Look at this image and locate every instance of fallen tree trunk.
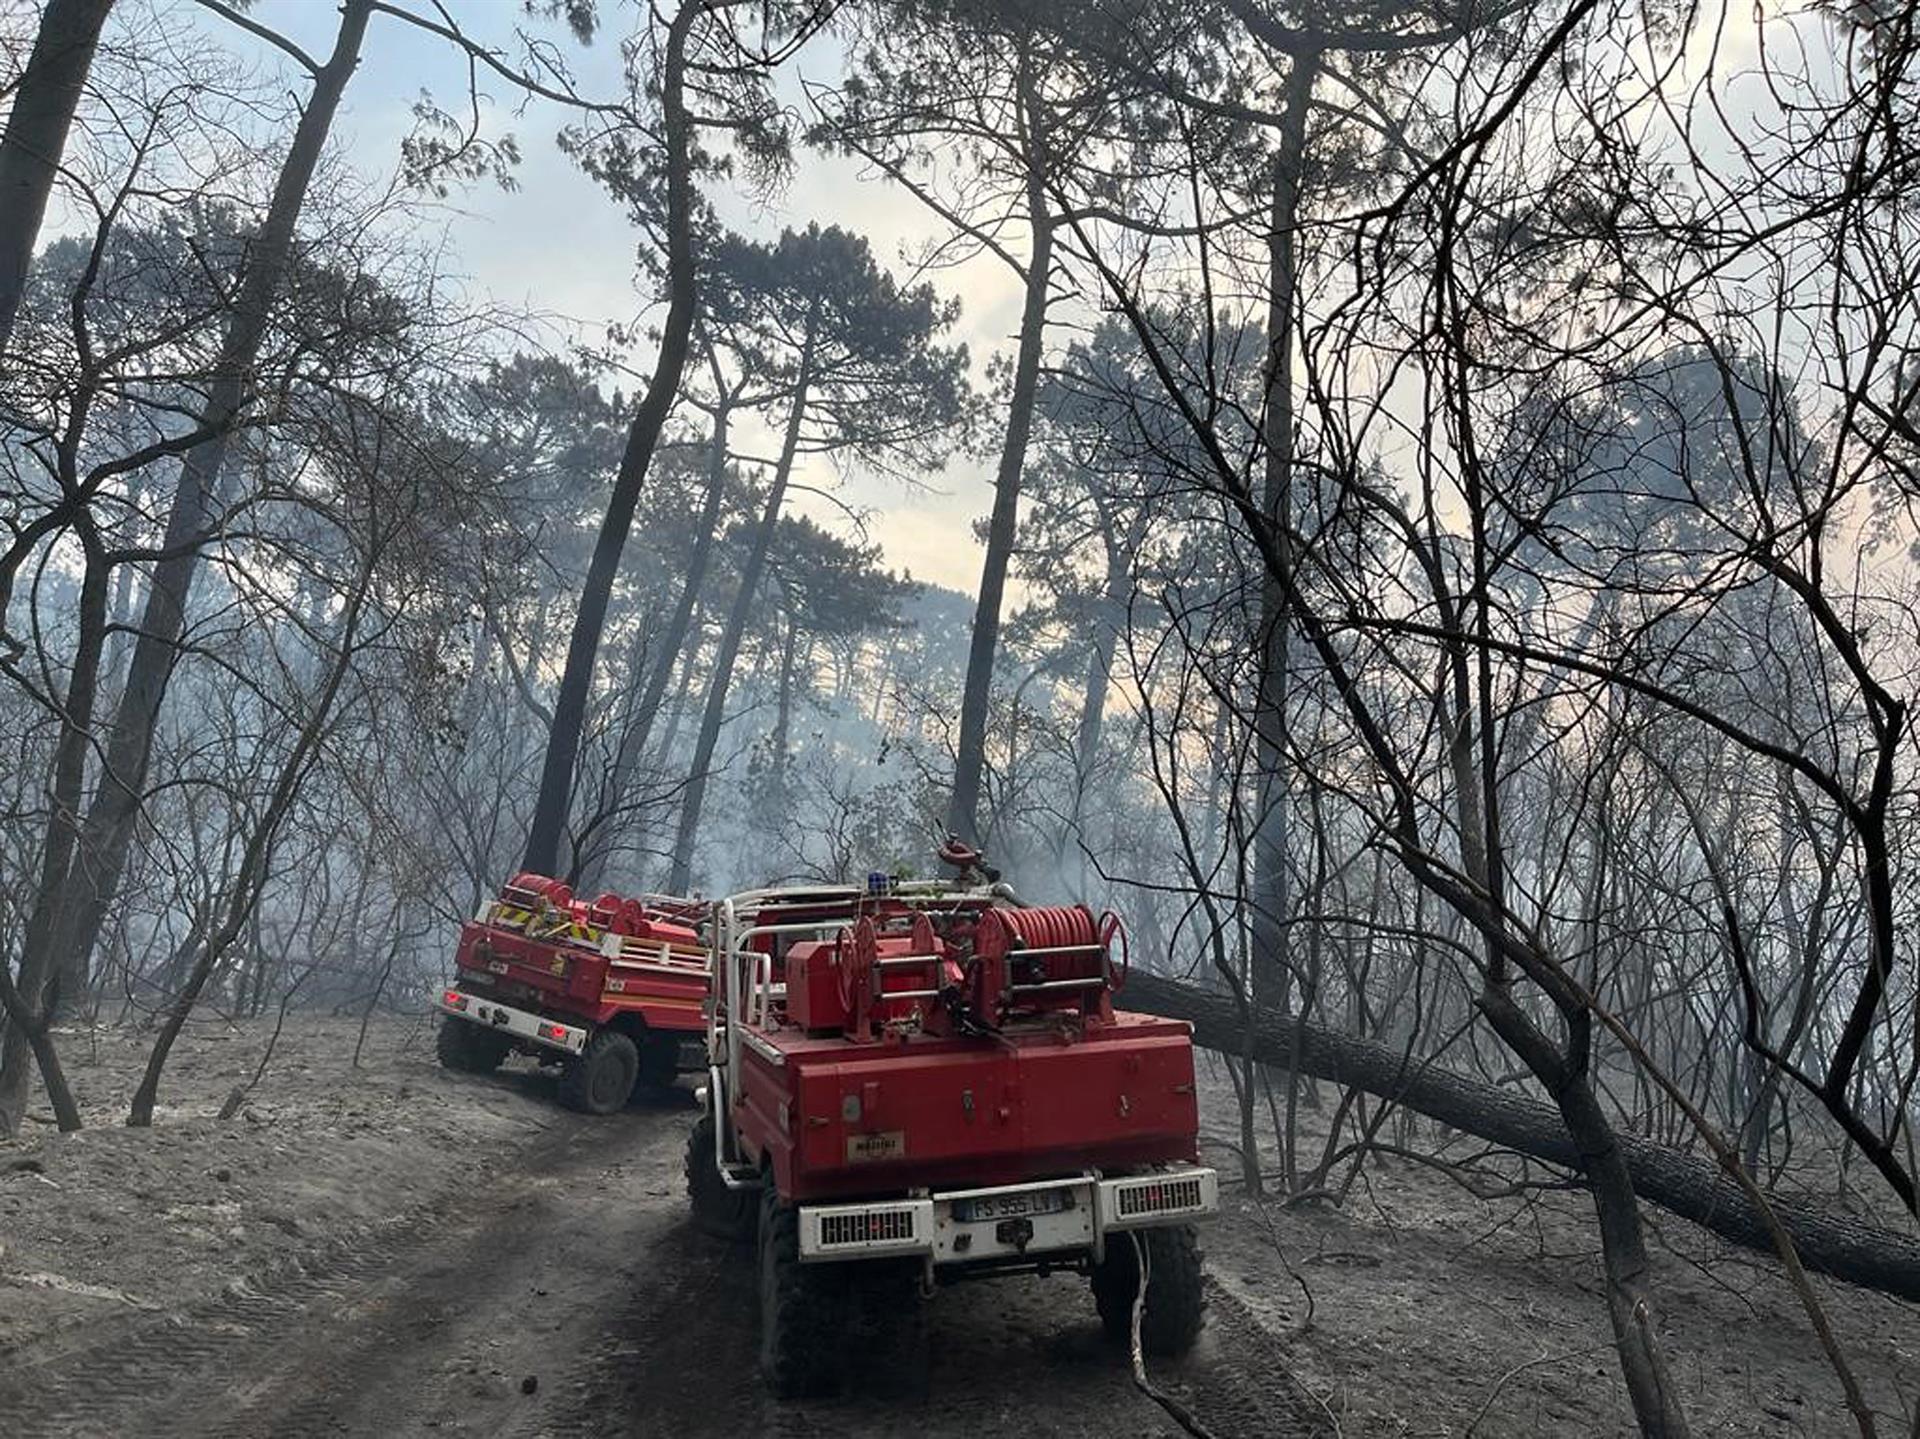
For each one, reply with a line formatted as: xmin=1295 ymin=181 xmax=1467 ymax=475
xmin=1124 ymin=972 xmax=1920 ymax=1304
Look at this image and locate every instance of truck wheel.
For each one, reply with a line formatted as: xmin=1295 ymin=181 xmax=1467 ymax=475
xmin=758 ymin=1184 xmax=845 ymax=1398
xmin=637 ymin=1030 xmax=679 ymax=1092
xmin=557 ymin=1029 xmax=638 ymax=1115
xmin=685 ymin=1111 xmax=757 ymax=1243
xmin=1091 ymin=1224 xmax=1205 ymax=1357
xmin=436 ymin=1016 xmax=512 ymax=1074
xmin=849 ymin=1259 xmax=928 ymax=1400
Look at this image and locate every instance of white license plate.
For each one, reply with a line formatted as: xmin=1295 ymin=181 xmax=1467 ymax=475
xmin=486 ymin=959 xmax=509 ymax=974
xmin=952 ymin=1189 xmax=1067 ymax=1223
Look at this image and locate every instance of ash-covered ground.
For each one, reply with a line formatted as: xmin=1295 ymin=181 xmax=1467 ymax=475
xmin=0 ymin=1015 xmax=1911 ymax=1437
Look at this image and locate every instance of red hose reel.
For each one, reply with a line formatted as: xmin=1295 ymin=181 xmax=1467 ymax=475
xmin=827 ymin=903 xmax=1130 ymax=1038
xmin=836 ymin=913 xmax=944 ymax=1038
xmin=976 ymin=904 xmax=1096 ymax=957
xmin=969 ymin=904 xmax=1128 ymax=1024
xmin=975 ymin=906 xmax=1127 ymax=987
xmin=500 ymin=873 xmax=694 ymax=945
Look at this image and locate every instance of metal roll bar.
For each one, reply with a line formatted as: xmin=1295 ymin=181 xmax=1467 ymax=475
xmin=706 ymin=881 xmax=1001 ymax=1185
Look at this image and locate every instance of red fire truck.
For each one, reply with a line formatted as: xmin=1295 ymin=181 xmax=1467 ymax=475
xmin=436 ymin=873 xmax=710 ymax=1113
xmin=685 ymin=844 xmax=1218 ymax=1396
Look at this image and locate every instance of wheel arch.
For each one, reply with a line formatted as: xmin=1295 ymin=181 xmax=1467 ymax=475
xmin=602 ymin=1010 xmax=652 ymax=1041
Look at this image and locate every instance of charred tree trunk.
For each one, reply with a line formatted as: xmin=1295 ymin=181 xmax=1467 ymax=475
xmin=28 ymin=0 xmax=374 ymax=1035
xmin=1123 ymin=972 xmax=1920 ymax=1303
xmin=1072 ymin=634 xmax=1111 ymax=789
xmin=1251 ymin=53 xmax=1314 ymax=1011
xmin=666 ymin=322 xmax=816 ymax=892
xmin=127 ymin=541 xmax=374 ymax=1128
xmin=946 ymin=55 xmax=1051 ymax=848
xmin=1476 ymin=983 xmax=1690 ymax=1436
xmin=651 ymin=615 xmax=703 ymax=766
xmin=578 ymin=387 xmax=734 ymax=891
xmin=521 ymin=0 xmax=702 ymax=877
xmin=0 ymin=961 xmax=81 ymax=1132
xmin=0 ymin=0 xmax=114 ymax=351
xmin=0 ymin=527 xmax=107 ymax=1134
xmin=770 ymin=610 xmax=798 ymax=769
xmin=1068 ymin=528 xmax=1130 ymax=848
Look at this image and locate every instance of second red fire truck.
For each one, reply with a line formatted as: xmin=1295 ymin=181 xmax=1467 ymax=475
xmin=435 ymin=873 xmax=710 ymax=1113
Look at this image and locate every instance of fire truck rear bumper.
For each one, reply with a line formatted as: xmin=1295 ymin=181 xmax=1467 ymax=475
xmin=438 ymin=989 xmax=588 ymax=1056
xmin=795 ymin=1165 xmax=1218 ymax=1265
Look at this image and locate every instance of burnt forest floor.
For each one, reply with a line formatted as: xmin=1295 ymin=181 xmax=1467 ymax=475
xmin=0 ymin=1013 xmax=1911 ymax=1438
xmin=1189 ymin=1052 xmax=1917 ymax=1437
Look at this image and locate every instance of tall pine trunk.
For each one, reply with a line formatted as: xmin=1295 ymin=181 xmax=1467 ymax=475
xmin=521 ymin=0 xmax=702 ymax=876
xmin=1065 ymin=528 xmax=1132 ymax=871
xmin=578 ymin=390 xmax=733 ymax=890
xmin=1251 ymin=53 xmax=1314 ymax=1013
xmin=946 ymin=65 xmax=1051 ymax=847
xmin=770 ymin=612 xmax=798 ymax=768
xmin=127 ymin=553 xmax=374 ymax=1128
xmin=648 ymin=631 xmax=702 ymax=787
xmin=666 ymin=321 xmax=817 ymax=891
xmin=0 ymin=0 xmax=114 ymax=350
xmin=0 ymin=0 xmax=372 ymax=1130
xmin=0 ymin=527 xmax=106 ymax=1134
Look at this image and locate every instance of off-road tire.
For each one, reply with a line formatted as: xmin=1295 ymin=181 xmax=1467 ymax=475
xmin=685 ymin=1111 xmax=758 ymax=1243
xmin=847 ymin=1258 xmax=928 ymax=1400
xmin=557 ymin=1029 xmax=639 ymax=1115
xmin=636 ymin=1029 xmax=680 ymax=1092
xmin=757 ymin=1183 xmax=845 ymax=1398
xmin=1091 ymin=1223 xmax=1205 ymax=1357
xmin=435 ymin=1016 xmax=512 ymax=1074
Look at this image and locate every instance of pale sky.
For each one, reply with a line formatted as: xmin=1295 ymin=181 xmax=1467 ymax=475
xmin=87 ymin=0 xmax=1819 ymax=606
xmin=146 ymin=0 xmax=1030 ymax=596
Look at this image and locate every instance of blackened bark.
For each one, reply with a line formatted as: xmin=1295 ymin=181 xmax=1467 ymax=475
xmin=0 ymin=965 xmax=81 ymax=1132
xmin=577 ymin=390 xmax=734 ymax=891
xmin=946 ymin=58 xmax=1052 ymax=847
xmin=1475 ymin=984 xmax=1690 ymax=1437
xmin=127 ymin=563 xmax=372 ymax=1128
xmin=521 ymin=0 xmax=703 ymax=876
xmin=770 ymin=611 xmax=797 ymax=767
xmin=32 ymin=0 xmax=374 ymax=1027
xmin=0 ymin=530 xmax=108 ymax=1133
xmin=1251 ymin=52 xmax=1315 ymax=1009
xmin=0 ymin=0 xmax=114 ymax=351
xmin=666 ymin=323 xmax=816 ymax=891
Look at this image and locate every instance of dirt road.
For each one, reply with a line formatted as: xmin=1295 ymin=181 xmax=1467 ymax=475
xmin=0 ymin=1078 xmax=1319 ymax=1439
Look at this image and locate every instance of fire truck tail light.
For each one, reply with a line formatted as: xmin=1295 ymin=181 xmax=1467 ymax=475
xmin=801 ymin=1199 xmax=933 ymax=1259
xmin=1116 ymin=1177 xmax=1202 ymax=1218
xmin=1099 ymin=1168 xmax=1218 ymax=1228
xmin=445 ymin=991 xmax=469 ymax=1011
xmin=806 ymin=1198 xmax=925 ymax=1260
xmin=820 ymin=1207 xmax=918 ymax=1247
